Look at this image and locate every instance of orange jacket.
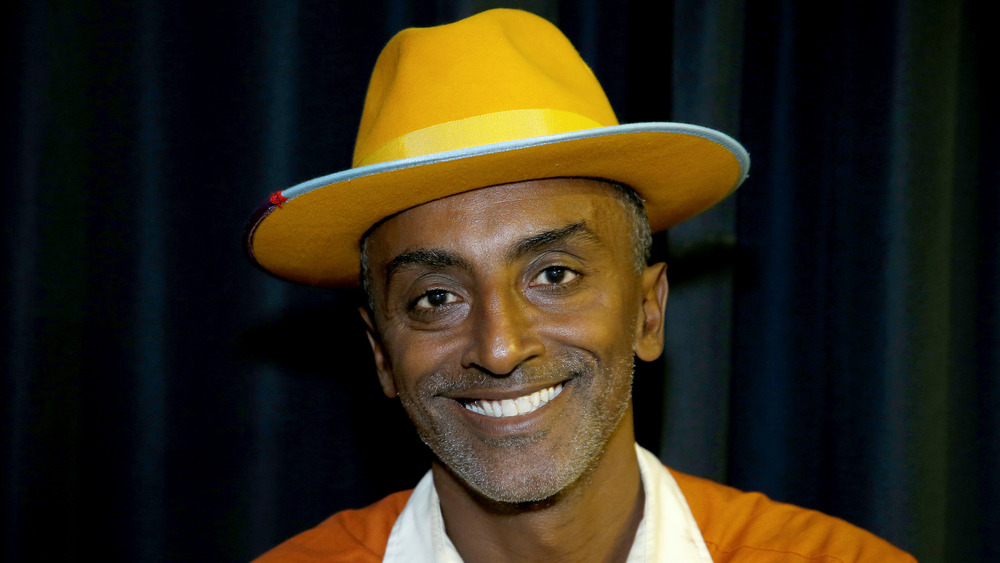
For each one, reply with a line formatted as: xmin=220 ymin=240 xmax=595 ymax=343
xmin=255 ymin=469 xmax=915 ymax=562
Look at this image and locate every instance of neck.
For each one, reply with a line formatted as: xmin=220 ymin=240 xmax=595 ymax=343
xmin=433 ymin=410 xmax=643 ymax=563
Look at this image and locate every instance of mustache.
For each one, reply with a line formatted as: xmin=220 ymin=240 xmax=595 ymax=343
xmin=422 ymin=354 xmax=590 ymax=396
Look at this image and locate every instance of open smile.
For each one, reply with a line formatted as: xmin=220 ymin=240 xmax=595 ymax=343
xmin=459 ymin=383 xmax=565 ymax=418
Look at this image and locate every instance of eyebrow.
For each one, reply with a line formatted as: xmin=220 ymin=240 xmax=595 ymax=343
xmin=507 ymin=221 xmax=601 ymax=262
xmin=382 ymin=221 xmax=601 ymax=281
xmin=384 ymin=249 xmax=472 ymax=281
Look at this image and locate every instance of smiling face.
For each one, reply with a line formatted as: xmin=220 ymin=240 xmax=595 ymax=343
xmin=361 ymin=178 xmax=668 ymax=504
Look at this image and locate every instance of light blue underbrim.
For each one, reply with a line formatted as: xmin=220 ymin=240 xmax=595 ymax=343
xmin=279 ymin=122 xmax=750 ymax=201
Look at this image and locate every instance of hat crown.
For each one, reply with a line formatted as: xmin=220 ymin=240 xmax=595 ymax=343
xmin=353 ymin=9 xmax=619 ymax=167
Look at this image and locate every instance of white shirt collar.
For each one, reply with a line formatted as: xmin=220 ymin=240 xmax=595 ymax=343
xmin=383 ymin=444 xmax=713 ymax=562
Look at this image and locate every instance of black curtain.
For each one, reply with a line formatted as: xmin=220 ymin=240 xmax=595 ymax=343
xmin=3 ymin=1 xmax=995 ymax=561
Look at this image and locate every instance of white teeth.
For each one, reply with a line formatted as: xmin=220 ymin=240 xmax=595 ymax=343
xmin=501 ymin=399 xmax=517 ymax=416
xmin=515 ymin=396 xmax=531 ymax=412
xmin=462 ymin=383 xmax=564 ymax=418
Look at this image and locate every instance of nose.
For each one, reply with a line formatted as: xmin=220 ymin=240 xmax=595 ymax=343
xmin=461 ymin=285 xmax=545 ymax=376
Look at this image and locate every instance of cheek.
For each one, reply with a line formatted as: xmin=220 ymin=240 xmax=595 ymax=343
xmin=540 ymin=286 xmax=639 ymax=352
xmin=386 ymin=328 xmax=468 ymax=393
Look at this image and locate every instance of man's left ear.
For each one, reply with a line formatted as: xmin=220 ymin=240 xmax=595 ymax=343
xmin=633 ymin=262 xmax=669 ymax=362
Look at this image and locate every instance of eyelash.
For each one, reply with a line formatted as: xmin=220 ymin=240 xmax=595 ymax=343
xmin=531 ymin=266 xmax=580 ymax=286
xmin=410 ymin=289 xmax=459 ymax=311
xmin=407 ymin=265 xmax=581 ymax=313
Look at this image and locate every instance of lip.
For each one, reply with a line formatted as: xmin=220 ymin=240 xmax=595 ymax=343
xmin=448 ymin=379 xmax=571 ymax=436
xmin=445 ymin=380 xmax=568 ymax=403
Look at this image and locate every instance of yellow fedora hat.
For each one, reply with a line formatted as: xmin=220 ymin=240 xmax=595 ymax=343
xmin=244 ymin=8 xmax=749 ymax=287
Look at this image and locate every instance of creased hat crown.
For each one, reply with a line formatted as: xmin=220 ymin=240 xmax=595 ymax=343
xmin=353 ymin=9 xmax=619 ymax=167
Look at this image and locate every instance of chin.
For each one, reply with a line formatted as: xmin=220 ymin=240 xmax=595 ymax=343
xmin=424 ymin=420 xmax=614 ymax=506
xmin=439 ymin=447 xmax=584 ymax=505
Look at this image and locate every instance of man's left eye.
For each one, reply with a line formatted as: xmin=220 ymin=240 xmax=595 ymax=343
xmin=532 ymin=266 xmax=578 ymax=286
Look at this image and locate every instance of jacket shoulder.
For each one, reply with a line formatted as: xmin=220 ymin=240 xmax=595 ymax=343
xmin=253 ymin=489 xmax=413 ymax=563
xmin=669 ymin=469 xmax=916 ymax=563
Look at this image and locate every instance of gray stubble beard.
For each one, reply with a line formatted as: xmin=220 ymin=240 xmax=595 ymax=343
xmin=403 ymin=353 xmax=635 ymax=505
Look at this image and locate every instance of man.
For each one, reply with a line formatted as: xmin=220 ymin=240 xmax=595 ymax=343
xmin=245 ymin=9 xmax=914 ymax=562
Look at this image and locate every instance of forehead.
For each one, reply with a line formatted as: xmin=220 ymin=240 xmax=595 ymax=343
xmin=365 ymin=178 xmax=632 ymax=262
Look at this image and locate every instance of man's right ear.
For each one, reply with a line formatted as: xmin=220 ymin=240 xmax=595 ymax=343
xmin=359 ymin=307 xmax=398 ymax=398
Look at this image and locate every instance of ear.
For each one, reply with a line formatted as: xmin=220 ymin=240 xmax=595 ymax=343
xmin=359 ymin=307 xmax=397 ymax=398
xmin=633 ymin=262 xmax=669 ymax=362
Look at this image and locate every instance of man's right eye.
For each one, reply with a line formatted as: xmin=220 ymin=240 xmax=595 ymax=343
xmin=411 ymin=289 xmax=458 ymax=310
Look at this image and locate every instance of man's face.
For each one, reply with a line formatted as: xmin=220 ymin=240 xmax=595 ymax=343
xmin=361 ymin=178 xmax=666 ymax=504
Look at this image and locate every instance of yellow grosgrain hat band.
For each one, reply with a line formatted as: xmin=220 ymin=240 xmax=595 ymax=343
xmin=355 ymin=109 xmax=605 ymax=167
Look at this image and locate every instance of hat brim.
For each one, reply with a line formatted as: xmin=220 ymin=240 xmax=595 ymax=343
xmin=245 ymin=122 xmax=749 ymax=288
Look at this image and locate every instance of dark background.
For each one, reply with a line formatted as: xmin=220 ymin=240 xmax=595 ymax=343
xmin=3 ymin=0 xmax=996 ymax=561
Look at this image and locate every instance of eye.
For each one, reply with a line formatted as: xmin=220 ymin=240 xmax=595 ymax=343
xmin=532 ymin=266 xmax=579 ymax=286
xmin=411 ymin=289 xmax=459 ymax=310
